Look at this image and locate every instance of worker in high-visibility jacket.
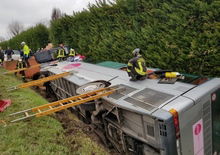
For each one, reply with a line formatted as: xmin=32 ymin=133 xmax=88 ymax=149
xmin=0 ymin=47 xmax=4 ymax=65
xmin=21 ymin=42 xmax=30 ymax=67
xmin=57 ymin=43 xmax=66 ymax=61
xmin=69 ymin=48 xmax=76 ymax=57
xmin=16 ymin=58 xmax=26 ymax=69
xmin=15 ymin=58 xmax=27 ymax=80
xmin=127 ymin=48 xmax=147 ymax=81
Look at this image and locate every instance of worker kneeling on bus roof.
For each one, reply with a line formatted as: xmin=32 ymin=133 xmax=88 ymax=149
xmin=127 ymin=48 xmax=147 ymax=81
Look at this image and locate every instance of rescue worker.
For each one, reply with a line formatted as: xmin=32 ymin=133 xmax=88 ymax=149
xmin=69 ymin=48 xmax=76 ymax=57
xmin=5 ymin=47 xmax=14 ymax=61
xmin=0 ymin=47 xmax=4 ymax=65
xmin=21 ymin=42 xmax=30 ymax=67
xmin=57 ymin=43 xmax=66 ymax=61
xmin=15 ymin=58 xmax=27 ymax=81
xmin=127 ymin=48 xmax=147 ymax=81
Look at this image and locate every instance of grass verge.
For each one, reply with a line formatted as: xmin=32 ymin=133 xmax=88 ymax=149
xmin=0 ymin=67 xmax=108 ymax=155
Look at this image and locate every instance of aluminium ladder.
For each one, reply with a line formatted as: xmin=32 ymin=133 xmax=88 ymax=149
xmin=3 ymin=64 xmax=41 ymax=74
xmin=7 ymin=72 xmax=71 ymax=91
xmin=9 ymin=86 xmax=122 ymax=123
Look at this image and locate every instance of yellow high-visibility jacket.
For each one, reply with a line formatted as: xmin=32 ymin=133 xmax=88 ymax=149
xmin=57 ymin=48 xmax=65 ymax=58
xmin=69 ymin=49 xmax=76 ymax=56
xmin=23 ymin=45 xmax=30 ymax=56
xmin=127 ymin=55 xmax=146 ymax=76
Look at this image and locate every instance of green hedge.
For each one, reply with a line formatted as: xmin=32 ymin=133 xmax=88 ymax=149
xmin=49 ymin=0 xmax=220 ymax=77
xmin=0 ymin=24 xmax=49 ymax=51
xmin=1 ymin=0 xmax=220 ymax=77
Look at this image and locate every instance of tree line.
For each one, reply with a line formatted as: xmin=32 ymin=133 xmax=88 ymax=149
xmin=0 ymin=0 xmax=219 ymax=77
xmin=0 ymin=24 xmax=49 ymax=51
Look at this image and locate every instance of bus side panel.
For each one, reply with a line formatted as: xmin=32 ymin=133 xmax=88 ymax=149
xmin=179 ymin=97 xmax=211 ymax=155
xmin=182 ymin=78 xmax=220 ymax=155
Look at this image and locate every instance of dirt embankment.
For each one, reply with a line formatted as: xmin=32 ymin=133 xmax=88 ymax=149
xmin=55 ymin=111 xmax=105 ymax=152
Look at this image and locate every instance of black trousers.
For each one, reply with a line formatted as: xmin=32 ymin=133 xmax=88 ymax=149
xmin=58 ymin=57 xmax=66 ymax=61
xmin=23 ymin=55 xmax=30 ymax=67
xmin=0 ymin=57 xmax=3 ymax=63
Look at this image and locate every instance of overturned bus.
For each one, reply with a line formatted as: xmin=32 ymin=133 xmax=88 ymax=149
xmin=39 ymin=61 xmax=220 ymax=155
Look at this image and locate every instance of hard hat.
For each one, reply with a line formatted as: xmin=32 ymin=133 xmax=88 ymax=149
xmin=19 ymin=58 xmax=22 ymax=62
xmin=21 ymin=42 xmax=25 ymax=45
xmin=132 ymin=48 xmax=140 ymax=56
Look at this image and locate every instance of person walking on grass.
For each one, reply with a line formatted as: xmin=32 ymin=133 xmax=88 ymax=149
xmin=21 ymin=42 xmax=30 ymax=67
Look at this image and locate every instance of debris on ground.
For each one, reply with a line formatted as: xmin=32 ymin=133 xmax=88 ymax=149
xmin=0 ymin=99 xmax=11 ymax=112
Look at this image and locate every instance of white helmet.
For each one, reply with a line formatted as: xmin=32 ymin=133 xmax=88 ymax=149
xmin=21 ymin=42 xmax=25 ymax=45
xmin=132 ymin=48 xmax=140 ymax=56
xmin=19 ymin=58 xmax=22 ymax=62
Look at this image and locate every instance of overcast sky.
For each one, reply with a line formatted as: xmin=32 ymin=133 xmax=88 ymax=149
xmin=0 ymin=0 xmax=102 ymax=40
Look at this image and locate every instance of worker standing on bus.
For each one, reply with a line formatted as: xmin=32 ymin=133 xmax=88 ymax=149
xmin=21 ymin=42 xmax=30 ymax=67
xmin=127 ymin=48 xmax=147 ymax=81
xmin=57 ymin=43 xmax=66 ymax=61
xmin=69 ymin=48 xmax=76 ymax=57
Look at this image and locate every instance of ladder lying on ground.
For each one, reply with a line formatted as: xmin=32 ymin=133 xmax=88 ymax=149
xmin=7 ymin=72 xmax=71 ymax=91
xmin=3 ymin=64 xmax=41 ymax=74
xmin=9 ymin=86 xmax=122 ymax=122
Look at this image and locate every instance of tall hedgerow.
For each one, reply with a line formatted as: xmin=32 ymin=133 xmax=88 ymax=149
xmin=1 ymin=0 xmax=219 ymax=77
xmin=50 ymin=0 xmax=220 ymax=77
xmin=0 ymin=24 xmax=49 ymax=51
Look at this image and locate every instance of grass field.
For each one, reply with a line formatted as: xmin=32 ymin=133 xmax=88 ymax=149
xmin=0 ymin=67 xmax=108 ymax=155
